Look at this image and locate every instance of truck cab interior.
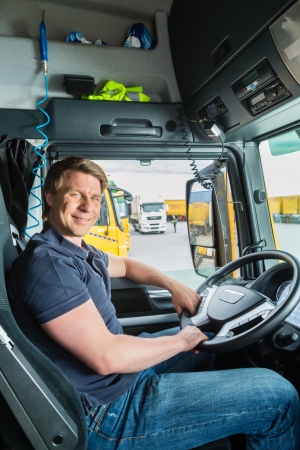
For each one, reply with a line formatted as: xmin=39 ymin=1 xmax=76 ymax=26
xmin=1 ymin=0 xmax=300 ymax=449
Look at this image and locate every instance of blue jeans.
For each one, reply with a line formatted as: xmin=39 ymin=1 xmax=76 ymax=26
xmin=86 ymin=327 xmax=300 ymax=449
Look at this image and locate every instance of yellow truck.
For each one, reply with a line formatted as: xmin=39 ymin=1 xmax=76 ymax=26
xmin=164 ymin=199 xmax=186 ymax=219
xmin=83 ymin=184 xmax=132 ymax=256
xmin=114 ymin=191 xmax=132 ymax=251
xmin=269 ymin=195 xmax=300 ymax=223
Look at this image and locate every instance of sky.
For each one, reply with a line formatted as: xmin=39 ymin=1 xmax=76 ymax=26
xmin=95 ymin=159 xmax=212 ymax=199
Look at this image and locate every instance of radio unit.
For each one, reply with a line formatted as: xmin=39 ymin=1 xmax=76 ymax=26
xmin=248 ymin=80 xmax=291 ymax=116
xmin=232 ymin=59 xmax=292 ymax=116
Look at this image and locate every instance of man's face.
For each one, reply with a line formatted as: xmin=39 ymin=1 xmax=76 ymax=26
xmin=45 ymin=170 xmax=102 ymax=246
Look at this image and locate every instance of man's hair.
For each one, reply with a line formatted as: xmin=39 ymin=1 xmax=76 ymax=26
xmin=42 ymin=156 xmax=108 ymax=220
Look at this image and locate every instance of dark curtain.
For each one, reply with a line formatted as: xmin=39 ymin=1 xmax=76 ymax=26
xmin=0 ymin=135 xmax=42 ymax=234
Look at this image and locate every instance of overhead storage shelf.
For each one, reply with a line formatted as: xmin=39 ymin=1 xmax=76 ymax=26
xmin=0 ymin=10 xmax=181 ymax=110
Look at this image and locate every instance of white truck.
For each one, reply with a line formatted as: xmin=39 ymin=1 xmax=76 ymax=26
xmin=130 ymin=195 xmax=167 ymax=233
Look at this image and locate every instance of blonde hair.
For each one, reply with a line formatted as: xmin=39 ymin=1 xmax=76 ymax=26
xmin=42 ymin=156 xmax=108 ymax=220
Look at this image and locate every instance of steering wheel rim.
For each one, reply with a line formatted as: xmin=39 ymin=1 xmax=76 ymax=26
xmin=180 ymin=250 xmax=300 ymax=353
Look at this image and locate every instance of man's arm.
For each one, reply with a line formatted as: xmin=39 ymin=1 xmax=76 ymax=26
xmin=107 ymin=254 xmax=200 ymax=317
xmin=41 ymin=299 xmax=207 ymax=375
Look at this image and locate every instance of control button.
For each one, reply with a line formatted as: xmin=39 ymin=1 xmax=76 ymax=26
xmin=290 ymin=333 xmax=299 ymax=342
xmin=275 ymin=332 xmax=299 ymax=347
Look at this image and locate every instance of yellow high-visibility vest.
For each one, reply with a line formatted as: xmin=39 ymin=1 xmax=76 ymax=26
xmin=82 ymin=80 xmax=150 ymax=102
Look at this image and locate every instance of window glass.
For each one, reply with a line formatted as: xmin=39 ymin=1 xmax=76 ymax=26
xmin=259 ymin=137 xmax=300 ymax=261
xmin=95 ymin=194 xmax=109 ymax=226
xmin=93 ymin=159 xmax=238 ymax=289
xmin=112 ymin=195 xmax=125 ymax=229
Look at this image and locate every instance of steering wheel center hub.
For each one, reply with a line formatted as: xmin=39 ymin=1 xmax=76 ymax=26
xmin=208 ymin=284 xmax=269 ymax=326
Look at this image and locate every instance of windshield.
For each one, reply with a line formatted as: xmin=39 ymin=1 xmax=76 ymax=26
xmin=117 ymin=200 xmax=128 ymax=218
xmin=259 ymin=136 xmax=300 ymax=261
xmin=91 ymin=159 xmax=221 ymax=289
xmin=111 ymin=194 xmax=124 ymax=230
xmin=142 ymin=203 xmax=164 ymax=213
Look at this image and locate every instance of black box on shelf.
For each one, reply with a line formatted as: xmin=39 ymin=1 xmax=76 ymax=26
xmin=64 ymin=75 xmax=95 ymax=95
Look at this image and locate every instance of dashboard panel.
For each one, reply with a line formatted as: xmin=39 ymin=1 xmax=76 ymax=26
xmin=249 ymin=262 xmax=300 ymax=329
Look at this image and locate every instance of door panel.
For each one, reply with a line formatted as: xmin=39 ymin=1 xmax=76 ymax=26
xmin=110 ymin=278 xmax=179 ymax=335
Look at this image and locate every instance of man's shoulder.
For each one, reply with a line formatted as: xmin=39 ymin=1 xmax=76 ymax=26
xmin=15 ymin=232 xmax=73 ymax=269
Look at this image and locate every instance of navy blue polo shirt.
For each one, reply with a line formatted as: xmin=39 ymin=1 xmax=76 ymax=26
xmin=8 ymin=222 xmax=137 ymax=413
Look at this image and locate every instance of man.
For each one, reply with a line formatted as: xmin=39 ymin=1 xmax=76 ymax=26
xmin=172 ymin=215 xmax=178 ymax=232
xmin=8 ymin=157 xmax=300 ymax=449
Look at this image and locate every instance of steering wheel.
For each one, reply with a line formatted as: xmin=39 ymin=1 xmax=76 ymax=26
xmin=180 ymin=250 xmax=300 ymax=353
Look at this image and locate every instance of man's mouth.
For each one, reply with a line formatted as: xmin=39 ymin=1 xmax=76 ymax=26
xmin=72 ymin=216 xmax=92 ymax=223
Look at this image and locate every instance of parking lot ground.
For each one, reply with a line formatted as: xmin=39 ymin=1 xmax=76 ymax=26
xmin=128 ymin=221 xmax=206 ymax=289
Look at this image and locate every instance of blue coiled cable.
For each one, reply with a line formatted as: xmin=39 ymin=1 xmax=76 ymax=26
xmin=24 ymin=13 xmax=50 ymax=238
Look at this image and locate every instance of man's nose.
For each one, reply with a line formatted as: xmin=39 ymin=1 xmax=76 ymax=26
xmin=80 ymin=197 xmax=93 ymax=211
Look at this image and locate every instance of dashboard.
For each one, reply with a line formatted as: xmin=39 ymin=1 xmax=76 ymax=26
xmin=275 ymin=280 xmax=300 ymax=329
xmin=249 ymin=262 xmax=300 ymax=330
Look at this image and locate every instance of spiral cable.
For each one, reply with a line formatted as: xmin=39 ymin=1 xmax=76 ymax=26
xmin=24 ymin=76 xmax=50 ymax=238
xmin=179 ymin=105 xmax=214 ymax=189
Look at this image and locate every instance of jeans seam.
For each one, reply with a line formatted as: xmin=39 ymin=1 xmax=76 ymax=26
xmin=90 ymin=406 xmax=291 ymax=444
xmin=90 ymin=404 xmax=110 ymax=434
xmin=167 ymin=353 xmax=197 ymax=373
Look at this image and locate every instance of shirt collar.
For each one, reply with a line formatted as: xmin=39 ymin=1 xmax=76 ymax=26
xmin=41 ymin=221 xmax=90 ymax=260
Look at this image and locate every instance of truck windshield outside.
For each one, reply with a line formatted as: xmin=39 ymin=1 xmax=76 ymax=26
xmin=142 ymin=203 xmax=164 ymax=212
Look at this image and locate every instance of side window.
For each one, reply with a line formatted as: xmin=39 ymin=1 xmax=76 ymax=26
xmin=259 ymin=134 xmax=300 ymax=261
xmin=95 ymin=194 xmax=109 ymax=226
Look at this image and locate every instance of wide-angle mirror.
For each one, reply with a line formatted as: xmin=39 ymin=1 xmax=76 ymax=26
xmin=188 ymin=183 xmax=214 ymax=248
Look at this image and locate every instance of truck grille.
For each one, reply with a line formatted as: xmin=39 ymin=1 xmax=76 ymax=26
xmin=148 ymin=216 xmax=162 ymax=220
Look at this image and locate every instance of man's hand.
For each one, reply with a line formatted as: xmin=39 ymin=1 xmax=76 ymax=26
xmin=177 ymin=325 xmax=208 ymax=353
xmin=169 ymin=281 xmax=201 ymax=317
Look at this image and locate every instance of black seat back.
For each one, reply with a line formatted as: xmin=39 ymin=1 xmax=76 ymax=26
xmin=0 ymin=185 xmax=87 ymax=450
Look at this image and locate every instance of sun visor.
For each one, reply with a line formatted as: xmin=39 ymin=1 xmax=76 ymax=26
xmin=270 ymin=1 xmax=300 ymax=85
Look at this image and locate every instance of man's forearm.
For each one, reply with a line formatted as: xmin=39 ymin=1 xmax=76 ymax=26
xmin=103 ymin=333 xmax=183 ymax=374
xmin=92 ymin=326 xmax=207 ymax=375
xmin=123 ymin=258 xmax=200 ymax=316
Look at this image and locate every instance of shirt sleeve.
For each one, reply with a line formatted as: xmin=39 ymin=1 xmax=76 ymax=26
xmin=14 ymin=246 xmax=91 ymax=325
xmin=87 ymin=244 xmax=109 ymax=267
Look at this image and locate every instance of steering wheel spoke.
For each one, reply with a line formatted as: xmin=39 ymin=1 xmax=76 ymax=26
xmin=217 ymin=300 xmax=275 ymax=337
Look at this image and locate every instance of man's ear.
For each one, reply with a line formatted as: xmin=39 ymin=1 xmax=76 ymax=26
xmin=44 ymin=191 xmax=54 ymax=207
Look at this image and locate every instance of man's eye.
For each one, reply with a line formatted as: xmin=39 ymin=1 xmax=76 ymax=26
xmin=72 ymin=193 xmax=80 ymax=198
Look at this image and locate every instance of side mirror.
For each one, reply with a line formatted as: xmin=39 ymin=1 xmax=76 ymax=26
xmin=109 ymin=186 xmax=133 ymax=202
xmin=187 ymin=183 xmax=214 ymax=248
xmin=186 ymin=178 xmax=218 ymax=271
